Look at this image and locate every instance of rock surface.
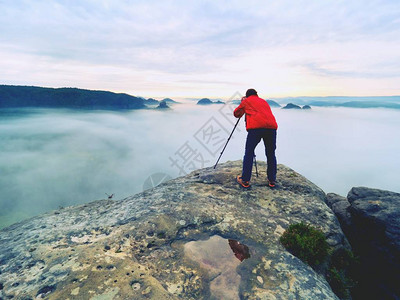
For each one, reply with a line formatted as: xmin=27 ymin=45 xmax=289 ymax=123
xmin=326 ymin=193 xmax=352 ymax=228
xmin=327 ymin=187 xmax=400 ymax=299
xmin=0 ymin=161 xmax=347 ymax=299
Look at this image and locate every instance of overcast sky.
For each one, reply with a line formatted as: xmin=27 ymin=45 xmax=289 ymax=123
xmin=1 ymin=0 xmax=400 ymax=98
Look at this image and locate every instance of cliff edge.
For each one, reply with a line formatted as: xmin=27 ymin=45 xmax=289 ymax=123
xmin=327 ymin=188 xmax=400 ymax=299
xmin=0 ymin=161 xmax=348 ymax=299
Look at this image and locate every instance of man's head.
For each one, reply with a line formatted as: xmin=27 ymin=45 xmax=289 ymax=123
xmin=245 ymin=89 xmax=257 ymax=98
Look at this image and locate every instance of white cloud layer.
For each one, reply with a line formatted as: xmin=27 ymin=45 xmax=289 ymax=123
xmin=1 ymin=105 xmax=400 ymax=228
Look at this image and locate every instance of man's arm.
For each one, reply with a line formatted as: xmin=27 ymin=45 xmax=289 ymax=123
xmin=233 ymin=97 xmax=246 ymax=118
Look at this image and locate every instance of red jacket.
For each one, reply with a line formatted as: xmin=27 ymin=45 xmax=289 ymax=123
xmin=233 ymin=95 xmax=278 ymax=130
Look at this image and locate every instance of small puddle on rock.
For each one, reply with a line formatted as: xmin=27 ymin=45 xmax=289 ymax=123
xmin=184 ymin=235 xmax=250 ymax=300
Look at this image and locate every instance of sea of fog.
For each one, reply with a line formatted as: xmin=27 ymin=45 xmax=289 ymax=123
xmin=1 ymin=103 xmax=400 ymax=229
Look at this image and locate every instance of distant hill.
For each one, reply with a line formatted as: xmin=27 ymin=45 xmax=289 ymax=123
xmin=266 ymin=100 xmax=281 ymax=107
xmin=338 ymin=101 xmax=400 ymax=109
xmin=145 ymin=98 xmax=159 ymax=105
xmin=197 ymin=98 xmax=224 ymax=105
xmin=279 ymin=96 xmax=400 ymax=108
xmin=282 ymin=103 xmax=301 ymax=109
xmin=145 ymin=97 xmax=179 ymax=106
xmin=308 ymin=101 xmax=400 ymax=109
xmin=308 ymin=101 xmax=335 ymax=107
xmin=0 ymin=85 xmax=146 ymax=110
xmin=229 ymin=100 xmax=241 ymax=105
xmin=197 ymin=98 xmax=213 ymax=105
xmin=162 ymin=98 xmax=178 ymax=104
xmin=156 ymin=100 xmax=170 ymax=109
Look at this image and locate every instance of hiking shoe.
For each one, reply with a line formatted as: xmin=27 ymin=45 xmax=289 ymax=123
xmin=237 ymin=176 xmax=250 ymax=189
xmin=268 ymin=180 xmax=276 ymax=188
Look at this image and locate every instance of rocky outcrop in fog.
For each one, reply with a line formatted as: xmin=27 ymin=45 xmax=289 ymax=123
xmin=327 ymin=188 xmax=400 ymax=299
xmin=282 ymin=103 xmax=301 ymax=109
xmin=0 ymin=161 xmax=350 ymax=299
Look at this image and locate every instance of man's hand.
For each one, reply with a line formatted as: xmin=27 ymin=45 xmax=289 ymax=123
xmin=234 ymin=96 xmax=246 ymax=118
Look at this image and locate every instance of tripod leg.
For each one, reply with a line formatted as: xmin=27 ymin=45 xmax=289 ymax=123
xmin=214 ymin=117 xmax=241 ymax=169
xmin=254 ymin=154 xmax=259 ymax=177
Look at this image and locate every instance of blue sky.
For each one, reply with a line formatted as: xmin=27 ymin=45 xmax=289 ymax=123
xmin=1 ymin=0 xmax=400 ymax=98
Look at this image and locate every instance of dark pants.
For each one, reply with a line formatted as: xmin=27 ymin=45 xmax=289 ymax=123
xmin=241 ymin=128 xmax=277 ymax=182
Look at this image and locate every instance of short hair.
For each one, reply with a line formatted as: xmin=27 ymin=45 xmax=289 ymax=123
xmin=246 ymin=89 xmax=258 ymax=97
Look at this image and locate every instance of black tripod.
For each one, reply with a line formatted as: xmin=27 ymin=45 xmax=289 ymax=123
xmin=214 ymin=117 xmax=259 ymax=177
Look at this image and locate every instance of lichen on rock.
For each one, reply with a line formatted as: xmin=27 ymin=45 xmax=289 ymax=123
xmin=0 ymin=160 xmax=347 ymax=299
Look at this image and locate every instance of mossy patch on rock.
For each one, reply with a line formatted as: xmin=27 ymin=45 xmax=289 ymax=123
xmin=327 ymin=248 xmax=359 ymax=299
xmin=280 ymin=222 xmax=358 ymax=299
xmin=280 ymin=222 xmax=329 ymax=265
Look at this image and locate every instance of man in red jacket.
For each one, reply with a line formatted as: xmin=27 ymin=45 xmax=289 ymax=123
xmin=234 ymin=89 xmax=278 ymax=188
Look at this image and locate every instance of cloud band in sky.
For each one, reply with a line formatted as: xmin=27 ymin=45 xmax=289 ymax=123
xmin=1 ymin=0 xmax=400 ymax=97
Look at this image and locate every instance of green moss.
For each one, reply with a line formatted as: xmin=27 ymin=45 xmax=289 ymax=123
xmin=280 ymin=222 xmax=329 ymax=265
xmin=331 ymin=248 xmax=357 ymax=270
xmin=327 ymin=248 xmax=358 ymax=299
xmin=280 ymin=223 xmax=359 ymax=299
xmin=327 ymin=268 xmax=348 ymax=298
xmin=327 ymin=267 xmax=350 ymax=298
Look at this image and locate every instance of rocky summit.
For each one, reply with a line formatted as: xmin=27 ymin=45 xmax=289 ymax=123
xmin=0 ymin=161 xmax=348 ymax=300
xmin=327 ymin=187 xmax=400 ymax=300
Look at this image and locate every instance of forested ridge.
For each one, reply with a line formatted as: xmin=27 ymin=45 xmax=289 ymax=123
xmin=0 ymin=85 xmax=145 ymax=110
